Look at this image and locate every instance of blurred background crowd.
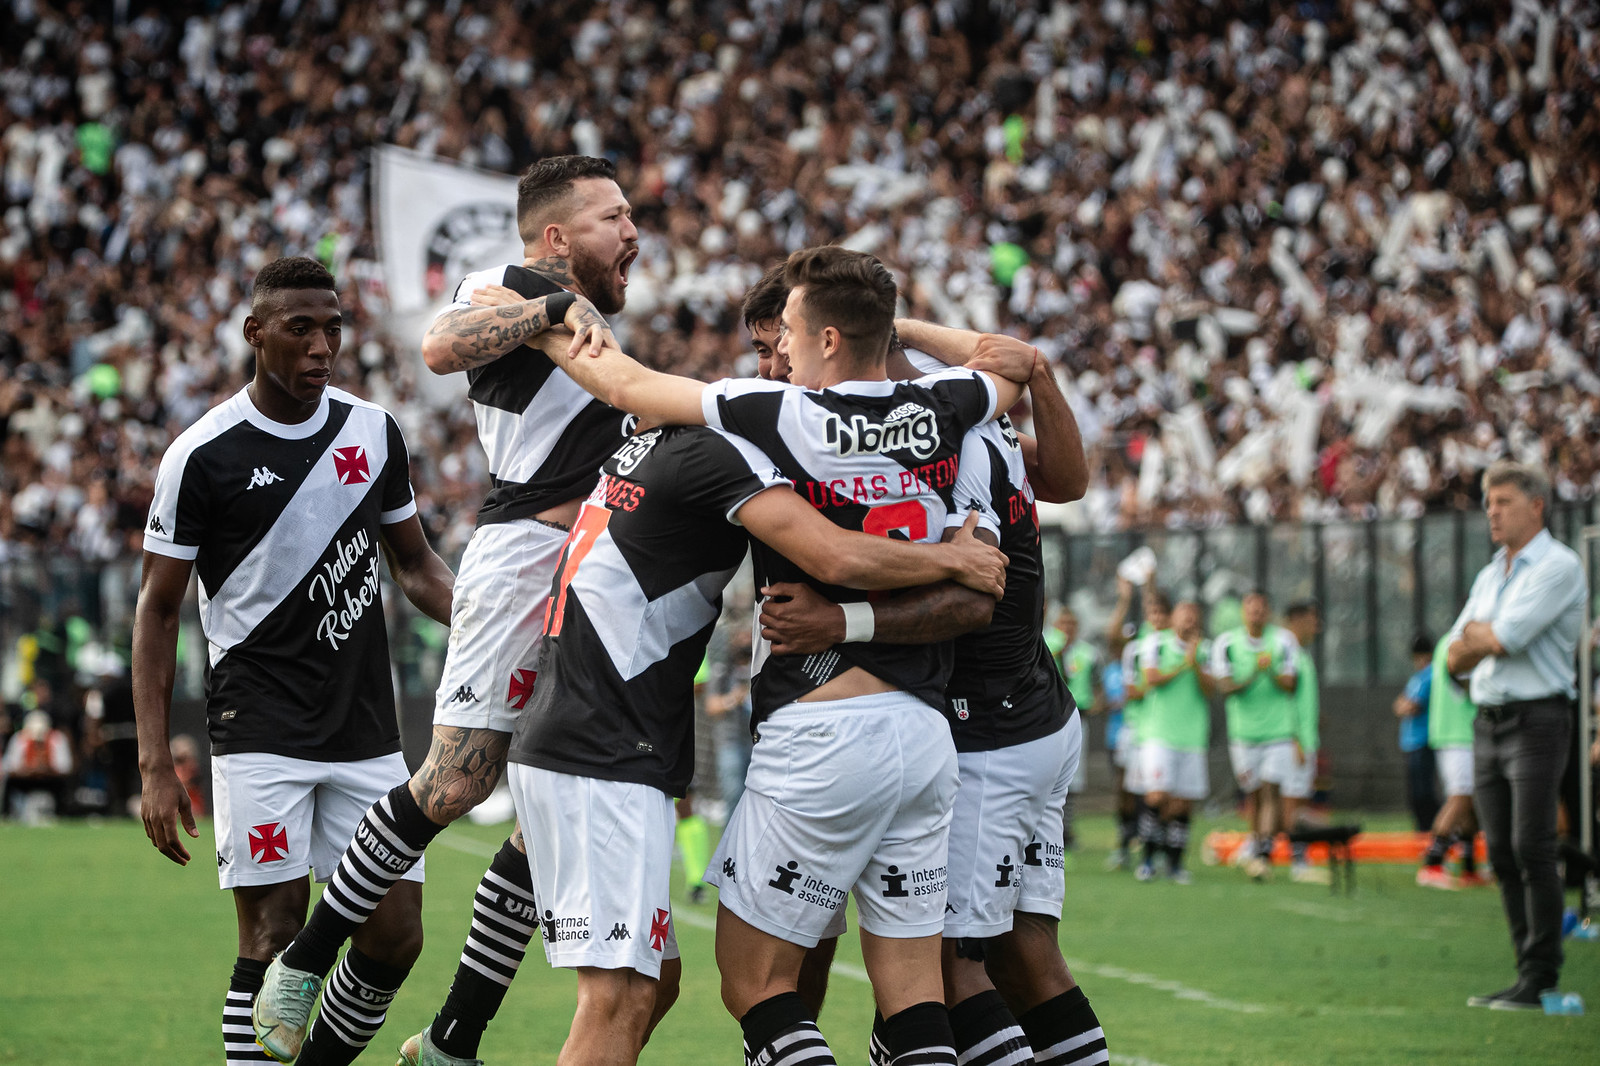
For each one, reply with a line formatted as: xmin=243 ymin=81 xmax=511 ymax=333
xmin=3 ymin=0 xmax=1599 ymax=815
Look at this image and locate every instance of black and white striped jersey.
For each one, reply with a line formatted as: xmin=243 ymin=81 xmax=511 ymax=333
xmin=700 ymin=370 xmax=998 ymax=726
xmin=143 ymin=386 xmax=417 ymax=761
xmin=507 ymin=425 xmax=788 ymax=797
xmin=940 ymin=415 xmax=1073 ymax=752
xmin=438 ymin=264 xmax=631 ymax=526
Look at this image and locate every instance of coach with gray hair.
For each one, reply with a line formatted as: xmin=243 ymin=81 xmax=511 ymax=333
xmin=1447 ymin=461 xmax=1586 ymax=1011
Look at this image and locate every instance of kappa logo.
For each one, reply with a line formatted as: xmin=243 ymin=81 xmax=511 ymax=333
xmin=649 ymin=908 xmax=670 ymax=951
xmin=604 ymin=923 xmax=631 ymax=941
xmin=249 ymin=822 xmax=289 ymax=863
xmin=822 ymin=401 xmax=940 ymax=460
xmin=721 ymin=857 xmax=737 ymax=882
xmin=333 ymin=446 xmax=371 ymax=485
xmin=148 ymin=515 xmax=166 ymax=534
xmin=217 ymin=852 xmax=229 ymax=868
xmin=247 ymin=467 xmax=284 ymax=490
xmin=507 ymin=669 xmax=537 ymax=710
xmin=447 ymin=685 xmax=480 ymax=705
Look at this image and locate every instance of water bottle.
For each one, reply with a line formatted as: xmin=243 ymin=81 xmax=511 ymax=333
xmin=1540 ymin=991 xmax=1585 ymax=1016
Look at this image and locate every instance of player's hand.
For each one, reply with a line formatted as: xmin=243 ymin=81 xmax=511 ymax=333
xmin=1293 ymin=740 xmax=1305 ymax=766
xmin=758 ymin=583 xmax=844 ymax=656
xmin=562 ymin=297 xmax=618 ymax=357
xmin=968 ymin=333 xmax=1037 ymax=383
xmin=468 ymin=283 xmax=526 ymax=308
xmin=1183 ymin=642 xmax=1199 ymax=668
xmin=141 ymin=765 xmax=198 ymax=866
xmin=945 ymin=511 xmax=1008 ymax=599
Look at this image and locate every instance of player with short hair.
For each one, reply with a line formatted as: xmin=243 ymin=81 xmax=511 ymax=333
xmin=506 ymin=414 xmax=1005 ymax=1065
xmin=1209 ymin=591 xmax=1300 ymax=881
xmin=1418 ymin=634 xmax=1484 ymax=889
xmin=1104 ymin=577 xmax=1163 ymax=870
xmin=132 ymin=257 xmax=455 ymax=1066
xmin=554 ymin=244 xmax=1030 ymax=1066
xmin=1137 ymin=600 xmax=1213 ymax=883
xmin=255 ymin=156 xmax=640 ymax=1065
xmin=1281 ymin=601 xmax=1329 ymax=884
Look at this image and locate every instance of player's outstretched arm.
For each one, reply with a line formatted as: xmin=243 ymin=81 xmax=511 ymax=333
xmin=737 ymin=493 xmax=1007 ymax=597
xmin=379 ymin=514 xmax=455 ymax=626
xmin=893 ymin=318 xmax=981 ymax=366
xmin=1003 ymin=337 xmax=1088 ymax=503
xmin=420 ymin=283 xmax=615 ymax=375
xmin=132 ymin=552 xmax=199 ymax=866
xmin=557 ymin=325 xmax=711 ymax=426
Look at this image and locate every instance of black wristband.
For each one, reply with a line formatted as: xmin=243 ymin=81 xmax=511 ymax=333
xmin=544 ymin=291 xmax=577 ymax=325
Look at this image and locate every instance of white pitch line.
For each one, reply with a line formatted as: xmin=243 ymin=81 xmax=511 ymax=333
xmin=1065 ymin=959 xmax=1268 ymax=1014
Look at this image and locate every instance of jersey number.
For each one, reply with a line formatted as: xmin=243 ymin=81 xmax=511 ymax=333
xmin=544 ymin=504 xmax=612 ymax=637
xmin=862 ymin=499 xmax=929 ymax=541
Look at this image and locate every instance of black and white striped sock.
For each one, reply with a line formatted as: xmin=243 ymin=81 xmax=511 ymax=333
xmin=1018 ymin=987 xmax=1107 ymax=1066
xmin=1165 ymin=814 xmax=1191 ymax=871
xmin=296 ymin=947 xmax=408 ymax=1066
xmin=740 ymin=991 xmax=837 ymax=1066
xmin=284 ymin=784 xmax=443 ymax=976
xmin=881 ymin=1001 xmax=957 ymax=1066
xmin=949 ymin=990 xmax=1033 ymax=1066
xmin=430 ymin=837 xmax=540 ymax=1058
xmin=223 ymin=957 xmax=271 ymax=1065
xmin=869 ymin=1011 xmax=892 ymax=1066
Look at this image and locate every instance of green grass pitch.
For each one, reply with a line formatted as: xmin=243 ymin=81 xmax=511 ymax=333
xmin=2 ymin=813 xmax=1595 ymax=1065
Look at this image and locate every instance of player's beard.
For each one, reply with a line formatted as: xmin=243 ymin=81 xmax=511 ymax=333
xmin=569 ymin=242 xmax=627 ymax=315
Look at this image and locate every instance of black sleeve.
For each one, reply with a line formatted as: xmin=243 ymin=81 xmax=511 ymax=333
xmin=668 ymin=431 xmax=786 ymax=522
xmin=380 ymin=414 xmax=417 ymax=518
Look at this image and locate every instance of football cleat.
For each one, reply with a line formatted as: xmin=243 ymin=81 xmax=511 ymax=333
xmin=1134 ymin=861 xmax=1156 ymax=882
xmin=398 ymin=1026 xmax=484 ymax=1066
xmin=1243 ymin=856 xmax=1271 ymax=882
xmin=252 ymin=953 xmax=323 ymax=1062
xmin=1416 ymin=865 xmax=1460 ymax=890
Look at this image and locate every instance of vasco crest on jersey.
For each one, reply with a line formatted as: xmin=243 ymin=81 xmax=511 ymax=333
xmin=822 ymin=401 xmax=939 ymax=460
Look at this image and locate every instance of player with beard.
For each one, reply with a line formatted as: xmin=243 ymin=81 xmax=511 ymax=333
xmin=254 ymin=157 xmax=640 ymax=1065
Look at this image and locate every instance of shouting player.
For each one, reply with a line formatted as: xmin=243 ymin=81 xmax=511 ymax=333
xmin=133 ymin=257 xmax=455 ymax=1066
xmin=255 ymin=156 xmax=633 ymax=1065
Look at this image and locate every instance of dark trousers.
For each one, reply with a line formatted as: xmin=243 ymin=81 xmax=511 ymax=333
xmin=1473 ymin=699 xmax=1571 ymax=988
xmin=1404 ymin=747 xmax=1440 ymax=831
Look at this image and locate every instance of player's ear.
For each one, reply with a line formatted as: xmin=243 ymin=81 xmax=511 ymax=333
xmin=820 ymin=325 xmax=841 ymax=360
xmin=544 ymin=221 xmax=570 ymax=258
xmin=242 ymin=313 xmax=263 ymax=350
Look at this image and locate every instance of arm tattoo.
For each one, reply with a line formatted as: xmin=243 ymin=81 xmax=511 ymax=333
xmin=869 ymin=582 xmax=994 ymax=643
xmin=414 ymin=726 xmax=512 ymax=821
xmin=425 ymin=301 xmax=553 ymax=373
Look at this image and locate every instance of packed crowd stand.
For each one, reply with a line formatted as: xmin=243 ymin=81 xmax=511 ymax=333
xmin=3 ymin=0 xmax=1600 ymax=812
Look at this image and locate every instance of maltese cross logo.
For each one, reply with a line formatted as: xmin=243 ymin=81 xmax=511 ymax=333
xmin=507 ymin=669 xmax=537 ymax=710
xmin=333 ymin=446 xmax=370 ymax=485
xmin=249 ymin=822 xmax=289 ymax=863
xmin=649 ymin=908 xmax=670 ymax=951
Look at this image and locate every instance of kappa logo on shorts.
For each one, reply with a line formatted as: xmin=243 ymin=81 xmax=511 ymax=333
xmin=768 ymin=860 xmax=802 ymax=894
xmin=880 ymin=865 xmax=910 ymax=898
xmin=447 ymin=684 xmax=480 ymax=705
xmin=721 ymin=857 xmax=737 ymax=882
xmin=994 ymin=855 xmax=1015 ymax=887
xmin=217 ymin=852 xmax=229 ymax=868
xmin=249 ymin=822 xmax=289 ymax=863
xmin=507 ymin=669 xmax=537 ymax=710
xmin=333 ymin=446 xmax=371 ymax=485
xmin=649 ymin=908 xmax=670 ymax=951
xmin=604 ymin=923 xmax=630 ymax=941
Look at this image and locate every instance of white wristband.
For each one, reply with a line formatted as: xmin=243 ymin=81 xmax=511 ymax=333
xmin=840 ymin=601 xmax=875 ymax=643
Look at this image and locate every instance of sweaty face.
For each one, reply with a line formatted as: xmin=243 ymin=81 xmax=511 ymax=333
xmin=246 ymin=288 xmax=342 ymax=415
xmin=561 ymin=178 xmax=638 ymax=315
xmin=750 ymin=319 xmax=789 ymax=382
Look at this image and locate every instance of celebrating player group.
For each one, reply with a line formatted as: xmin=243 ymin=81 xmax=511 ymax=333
xmin=132 ymin=156 xmax=1108 ymax=1066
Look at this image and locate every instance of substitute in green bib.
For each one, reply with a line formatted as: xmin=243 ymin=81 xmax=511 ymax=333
xmin=1135 ymin=600 xmax=1213 ymax=884
xmin=1281 ymin=602 xmax=1329 ymax=884
xmin=1418 ymin=634 xmax=1484 ymax=890
xmin=1047 ymin=606 xmax=1102 ymax=718
xmin=1208 ymin=590 xmax=1299 ymax=880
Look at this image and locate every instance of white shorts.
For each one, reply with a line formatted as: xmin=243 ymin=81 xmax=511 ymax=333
xmin=1120 ymin=722 xmax=1146 ymax=793
xmin=507 ymin=764 xmax=680 ymax=978
xmin=1436 ymin=745 xmax=1473 ymax=797
xmin=946 ymin=721 xmax=1077 ymax=939
xmin=1280 ymin=745 xmax=1315 ymax=799
xmin=1016 ymin=713 xmax=1081 ymax=920
xmin=212 ymin=752 xmax=423 ymax=890
xmin=1138 ymin=741 xmax=1210 ymax=801
xmin=1228 ymin=739 xmax=1295 ymax=792
xmin=433 ymin=519 xmax=567 ymax=733
xmin=706 ymin=693 xmax=958 ymax=946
